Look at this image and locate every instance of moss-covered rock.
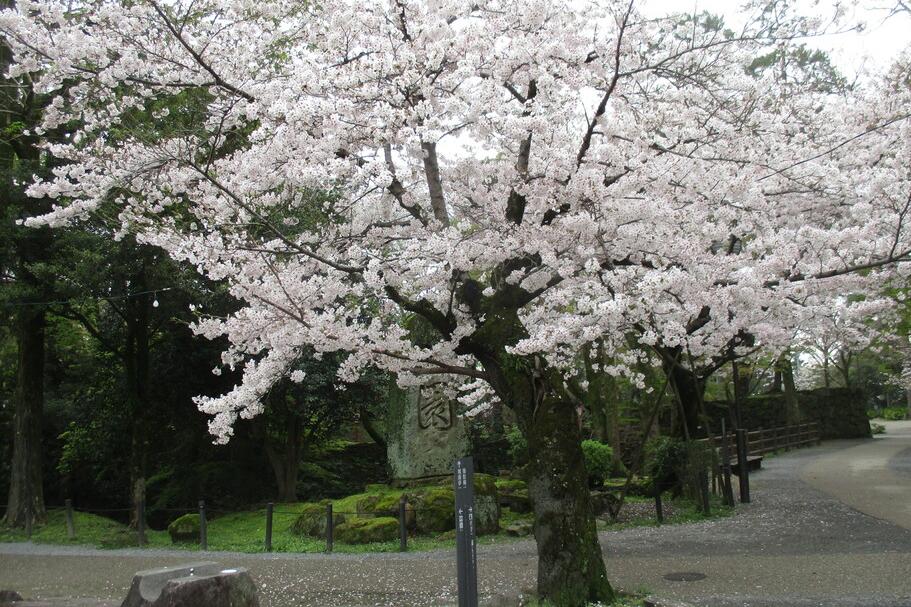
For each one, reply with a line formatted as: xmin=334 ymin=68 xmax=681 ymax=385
xmin=496 ymin=478 xmax=531 ymax=514
xmin=290 ymin=501 xmax=345 ymax=538
xmin=474 ymin=473 xmax=500 ymax=535
xmin=413 ymin=486 xmax=455 ymax=534
xmin=167 ymin=513 xmax=200 ymax=544
xmin=334 ymin=517 xmax=399 ymax=544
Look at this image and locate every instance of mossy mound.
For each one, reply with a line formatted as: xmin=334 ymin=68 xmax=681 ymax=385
xmin=413 ymin=487 xmax=455 ymax=534
xmin=496 ymin=478 xmax=531 ymax=514
xmin=290 ymin=501 xmax=346 ymax=538
xmin=334 ymin=516 xmax=399 ymax=544
xmin=167 ymin=513 xmax=200 ymax=544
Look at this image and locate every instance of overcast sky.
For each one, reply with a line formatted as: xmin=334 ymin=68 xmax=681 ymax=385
xmin=643 ymin=0 xmax=910 ymax=74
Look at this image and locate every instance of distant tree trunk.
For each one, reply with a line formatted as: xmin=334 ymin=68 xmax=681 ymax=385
xmin=4 ymin=307 xmax=47 ymax=527
xmin=780 ymin=353 xmax=800 ymax=424
xmin=836 ymin=350 xmax=852 ymax=389
xmin=661 ymin=354 xmax=704 ymax=439
xmin=731 ymin=360 xmax=751 ymax=430
xmin=582 ymin=342 xmax=623 ymax=468
xmin=127 ymin=270 xmax=151 ymax=528
xmin=265 ymin=415 xmax=302 ymax=503
xmin=359 ymin=405 xmax=386 ymax=449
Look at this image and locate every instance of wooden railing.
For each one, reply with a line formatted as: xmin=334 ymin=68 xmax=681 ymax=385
xmin=695 ymin=421 xmax=820 ymax=456
xmin=745 ymin=422 xmax=820 ymax=455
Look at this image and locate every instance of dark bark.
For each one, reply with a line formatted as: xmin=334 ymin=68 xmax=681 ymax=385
xmin=127 ymin=272 xmax=151 ymax=529
xmin=476 ymin=345 xmax=614 ymax=604
xmin=780 ymin=353 xmax=800 ymax=424
xmin=265 ymin=415 xmax=301 ymax=503
xmin=662 ymin=356 xmax=705 ymax=439
xmin=520 ymin=394 xmax=614 ymax=606
xmin=4 ymin=307 xmax=47 ymax=527
xmin=359 ymin=405 xmax=387 ymax=449
xmin=731 ymin=360 xmax=750 ymax=430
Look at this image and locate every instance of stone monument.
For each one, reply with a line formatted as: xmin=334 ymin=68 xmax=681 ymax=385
xmin=386 ymin=384 xmax=471 ymax=483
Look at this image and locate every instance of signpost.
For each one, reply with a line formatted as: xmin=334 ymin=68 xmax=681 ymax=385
xmin=454 ymin=456 xmax=479 ymax=607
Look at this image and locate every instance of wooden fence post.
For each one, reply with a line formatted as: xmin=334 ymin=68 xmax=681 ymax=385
xmin=398 ymin=495 xmax=408 ymax=552
xmin=736 ymin=429 xmax=751 ymax=503
xmin=720 ymin=421 xmax=735 ymax=508
xmin=199 ymin=500 xmax=207 ymax=551
xmin=326 ymin=502 xmax=334 ymax=553
xmin=137 ymin=499 xmax=146 ymax=547
xmin=654 ymin=491 xmax=664 ymax=524
xmin=64 ymin=499 xmax=75 ymax=539
xmin=265 ymin=502 xmax=273 ymax=552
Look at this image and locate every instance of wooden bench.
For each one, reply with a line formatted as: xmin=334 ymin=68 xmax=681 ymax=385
xmin=721 ymin=455 xmax=763 ymax=476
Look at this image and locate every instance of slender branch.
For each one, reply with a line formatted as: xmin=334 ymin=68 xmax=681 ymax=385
xmin=147 ymin=0 xmax=255 ymax=103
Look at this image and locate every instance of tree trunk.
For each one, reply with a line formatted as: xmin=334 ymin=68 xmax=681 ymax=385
xmin=127 ymin=273 xmax=151 ymax=528
xmin=520 ymin=394 xmax=614 ymax=606
xmin=265 ymin=415 xmax=301 ymax=503
xmin=781 ymin=353 xmax=800 ymax=424
xmin=359 ymin=405 xmax=387 ymax=449
xmin=4 ymin=307 xmax=47 ymax=527
xmin=731 ymin=360 xmax=750 ymax=430
xmin=663 ymin=357 xmax=705 ymax=439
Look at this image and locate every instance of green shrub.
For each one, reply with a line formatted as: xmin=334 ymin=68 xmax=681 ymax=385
xmin=871 ymin=422 xmax=886 ymax=435
xmin=581 ymin=440 xmax=614 ymax=487
xmin=167 ymin=513 xmax=200 ymax=544
xmin=505 ymin=425 xmax=529 ymax=468
xmin=881 ymin=407 xmax=908 ymax=421
xmin=644 ymin=436 xmax=688 ymax=494
xmin=334 ymin=517 xmax=399 ymax=544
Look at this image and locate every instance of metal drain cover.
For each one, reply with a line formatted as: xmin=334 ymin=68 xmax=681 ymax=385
xmin=663 ymin=571 xmax=707 ymax=582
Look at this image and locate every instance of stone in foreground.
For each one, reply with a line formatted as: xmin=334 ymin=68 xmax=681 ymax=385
xmin=120 ymin=562 xmax=259 ymax=607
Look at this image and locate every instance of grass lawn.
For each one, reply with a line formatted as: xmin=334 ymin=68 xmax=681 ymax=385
xmin=0 ymin=489 xmax=732 ymax=554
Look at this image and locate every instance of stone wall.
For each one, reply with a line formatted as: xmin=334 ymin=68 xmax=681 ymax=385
xmin=705 ymin=387 xmax=871 ymax=439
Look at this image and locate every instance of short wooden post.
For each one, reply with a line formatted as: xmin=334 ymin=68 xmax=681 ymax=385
xmin=137 ymin=499 xmax=146 ymax=546
xmin=198 ymin=500 xmax=207 ymax=550
xmin=398 ymin=496 xmax=408 ymax=552
xmin=654 ymin=491 xmax=664 ymax=524
xmin=736 ymin=429 xmax=751 ymax=503
xmin=25 ymin=508 xmax=32 ymax=539
xmin=65 ymin=499 xmax=75 ymax=539
xmin=700 ymin=468 xmax=711 ymax=515
xmin=720 ymin=421 xmax=735 ymax=508
xmin=264 ymin=502 xmax=274 ymax=552
xmin=325 ymin=503 xmax=334 ymax=553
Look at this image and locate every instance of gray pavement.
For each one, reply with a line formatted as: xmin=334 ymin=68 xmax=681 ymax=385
xmin=2 ymin=422 xmax=911 ymax=606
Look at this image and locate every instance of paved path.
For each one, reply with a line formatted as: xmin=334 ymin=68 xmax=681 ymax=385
xmin=2 ymin=422 xmax=910 ymax=606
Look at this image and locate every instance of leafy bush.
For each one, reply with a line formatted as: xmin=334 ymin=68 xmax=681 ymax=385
xmin=581 ymin=440 xmax=614 ymax=487
xmin=871 ymin=422 xmax=886 ymax=435
xmin=505 ymin=425 xmax=529 ymax=468
xmin=881 ymin=407 xmax=908 ymax=421
xmin=644 ymin=436 xmax=687 ymax=494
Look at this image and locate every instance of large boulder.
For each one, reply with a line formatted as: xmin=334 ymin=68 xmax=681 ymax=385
xmin=166 ymin=514 xmax=200 ymax=545
xmin=289 ymin=501 xmax=345 ymax=538
xmin=121 ymin=562 xmax=258 ymax=607
xmin=334 ymin=517 xmax=399 ymax=544
xmin=151 ymin=569 xmax=259 ymax=607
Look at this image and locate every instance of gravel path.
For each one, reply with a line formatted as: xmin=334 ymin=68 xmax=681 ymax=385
xmin=2 ymin=423 xmax=910 ymax=606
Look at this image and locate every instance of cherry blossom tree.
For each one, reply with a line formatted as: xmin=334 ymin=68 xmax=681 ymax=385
xmin=3 ymin=0 xmax=910 ymax=603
